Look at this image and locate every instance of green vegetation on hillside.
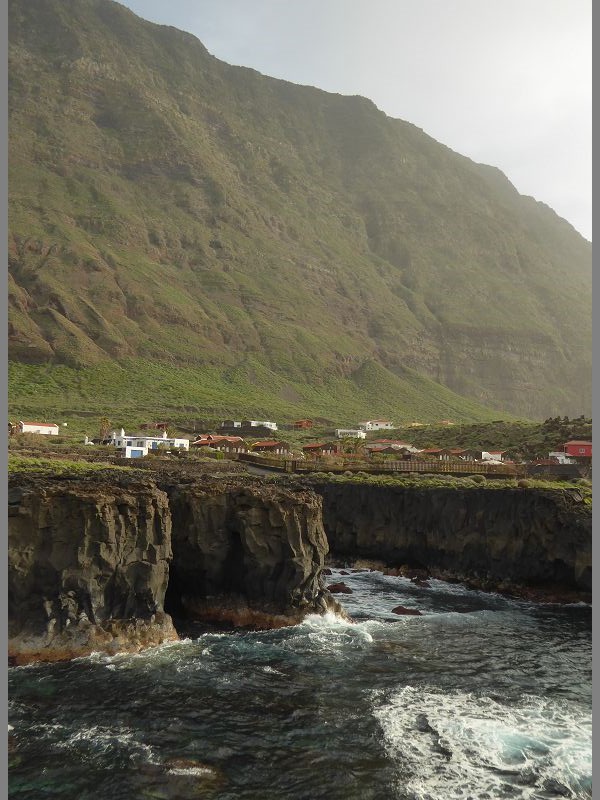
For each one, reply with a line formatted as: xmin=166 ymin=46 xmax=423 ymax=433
xmin=8 ymin=0 xmax=591 ymax=420
xmin=8 ymin=357 xmax=511 ymax=436
xmin=388 ymin=417 xmax=592 ymax=460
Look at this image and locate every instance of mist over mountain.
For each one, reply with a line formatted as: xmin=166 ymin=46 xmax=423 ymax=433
xmin=8 ymin=0 xmax=592 ymax=420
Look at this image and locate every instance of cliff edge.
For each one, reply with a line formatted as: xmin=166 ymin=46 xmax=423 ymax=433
xmin=8 ymin=473 xmax=334 ymax=664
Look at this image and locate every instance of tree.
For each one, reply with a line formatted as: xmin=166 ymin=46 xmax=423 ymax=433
xmin=99 ymin=417 xmax=111 ymax=439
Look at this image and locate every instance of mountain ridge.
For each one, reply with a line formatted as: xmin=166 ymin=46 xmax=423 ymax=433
xmin=8 ymin=0 xmax=592 ymax=421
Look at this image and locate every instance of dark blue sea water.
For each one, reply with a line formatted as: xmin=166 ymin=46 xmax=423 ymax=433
xmin=8 ymin=570 xmax=591 ymax=799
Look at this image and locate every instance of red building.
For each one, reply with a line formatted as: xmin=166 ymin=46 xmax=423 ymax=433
xmin=563 ymin=440 xmax=592 ymax=459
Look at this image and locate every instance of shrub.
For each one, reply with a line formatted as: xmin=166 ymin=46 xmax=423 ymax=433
xmin=517 ymin=479 xmax=532 ymax=488
xmin=471 ymin=474 xmax=486 ymax=484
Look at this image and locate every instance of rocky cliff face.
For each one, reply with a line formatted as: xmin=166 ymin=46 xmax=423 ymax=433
xmin=165 ymin=481 xmax=334 ymax=628
xmin=8 ymin=471 xmax=591 ymax=663
xmin=314 ymin=483 xmax=592 ymax=591
xmin=8 ymin=477 xmax=177 ymax=664
xmin=8 ymin=474 xmax=334 ymax=663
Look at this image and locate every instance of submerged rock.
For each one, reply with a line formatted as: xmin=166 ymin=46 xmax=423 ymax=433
xmin=391 ymin=605 xmax=422 ymax=616
xmin=327 ymin=582 xmax=353 ymax=594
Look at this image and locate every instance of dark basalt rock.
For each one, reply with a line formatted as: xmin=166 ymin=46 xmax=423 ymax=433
xmin=315 ymin=483 xmax=592 ymax=593
xmin=411 ymin=578 xmax=431 ymax=588
xmin=391 ymin=605 xmax=422 ymax=616
xmin=328 ymin=582 xmax=353 ymax=594
xmin=8 ymin=477 xmax=177 ymax=664
xmin=8 ymin=474 xmax=341 ymax=663
xmin=164 ymin=482 xmax=337 ymax=624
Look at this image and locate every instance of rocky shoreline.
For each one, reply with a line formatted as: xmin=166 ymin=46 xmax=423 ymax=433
xmin=325 ymin=559 xmax=592 ymax=606
xmin=8 ymin=471 xmax=340 ymax=665
xmin=8 ymin=469 xmax=591 ymax=663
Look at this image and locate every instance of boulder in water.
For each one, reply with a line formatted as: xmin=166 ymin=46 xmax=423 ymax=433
xmin=328 ymin=582 xmax=353 ymax=594
xmin=391 ymin=605 xmax=422 ymax=616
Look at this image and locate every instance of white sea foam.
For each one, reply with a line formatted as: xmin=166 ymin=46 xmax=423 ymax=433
xmin=55 ymin=724 xmax=157 ymax=763
xmin=374 ymin=686 xmax=592 ymax=799
xmin=301 ymin=611 xmax=375 ymax=643
xmin=262 ymin=665 xmax=285 ymax=675
xmin=166 ymin=766 xmax=217 ymax=777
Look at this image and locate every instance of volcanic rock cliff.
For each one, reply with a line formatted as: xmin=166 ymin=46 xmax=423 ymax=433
xmin=8 ymin=472 xmax=591 ymax=663
xmin=8 ymin=477 xmax=177 ymax=664
xmin=8 ymin=474 xmax=333 ymax=664
xmin=164 ymin=480 xmax=334 ymax=628
xmin=313 ymin=482 xmax=592 ymax=591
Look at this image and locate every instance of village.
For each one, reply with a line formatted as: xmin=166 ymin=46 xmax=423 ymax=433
xmin=9 ymin=416 xmax=592 ymax=479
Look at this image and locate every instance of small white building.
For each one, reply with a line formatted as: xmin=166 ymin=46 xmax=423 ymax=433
xmin=110 ymin=428 xmax=190 ymax=458
xmin=481 ymin=450 xmax=507 ymax=462
xmin=548 ymin=451 xmax=575 ymax=465
xmin=248 ymin=420 xmax=278 ymax=431
xmin=357 ymin=419 xmax=395 ymax=432
xmin=335 ymin=429 xmax=367 ymax=439
xmin=18 ymin=421 xmax=59 ymax=435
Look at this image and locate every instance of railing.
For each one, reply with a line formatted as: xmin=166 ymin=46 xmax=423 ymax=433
xmin=236 ymin=452 xmax=520 ymax=477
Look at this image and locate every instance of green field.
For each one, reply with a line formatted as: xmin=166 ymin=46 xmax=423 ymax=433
xmin=8 ymin=357 xmax=514 ymax=438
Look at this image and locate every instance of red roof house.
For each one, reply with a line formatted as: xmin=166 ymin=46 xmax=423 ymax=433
xmin=563 ymin=440 xmax=592 ymax=459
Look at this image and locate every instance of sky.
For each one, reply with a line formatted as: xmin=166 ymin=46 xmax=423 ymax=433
xmin=120 ymin=0 xmax=592 ymax=241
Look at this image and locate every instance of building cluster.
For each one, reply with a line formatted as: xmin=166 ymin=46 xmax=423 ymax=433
xmin=10 ymin=418 xmax=592 ymax=469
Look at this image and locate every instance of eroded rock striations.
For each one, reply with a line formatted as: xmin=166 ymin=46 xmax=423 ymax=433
xmin=8 ymin=472 xmax=591 ymax=664
xmin=314 ymin=482 xmax=592 ymax=592
xmin=8 ymin=477 xmax=177 ymax=664
xmin=165 ymin=481 xmax=336 ymax=628
xmin=8 ymin=474 xmax=336 ymax=664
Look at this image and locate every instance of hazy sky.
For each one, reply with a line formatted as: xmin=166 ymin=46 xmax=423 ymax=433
xmin=120 ymin=0 xmax=592 ymax=240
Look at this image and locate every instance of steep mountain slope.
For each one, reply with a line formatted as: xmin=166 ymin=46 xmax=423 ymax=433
xmin=8 ymin=0 xmax=592 ymax=419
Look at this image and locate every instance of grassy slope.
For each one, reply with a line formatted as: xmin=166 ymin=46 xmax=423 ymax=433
xmin=7 ymin=0 xmax=592 ymax=421
xmin=9 ymin=357 xmax=513 ymax=436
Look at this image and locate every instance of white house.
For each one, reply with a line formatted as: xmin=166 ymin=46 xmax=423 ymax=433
xmin=357 ymin=419 xmax=395 ymax=432
xmin=548 ymin=451 xmax=575 ymax=465
xmin=248 ymin=420 xmax=278 ymax=431
xmin=335 ymin=429 xmax=367 ymax=439
xmin=481 ymin=450 xmax=507 ymax=462
xmin=18 ymin=421 xmax=59 ymax=435
xmin=110 ymin=428 xmax=190 ymax=459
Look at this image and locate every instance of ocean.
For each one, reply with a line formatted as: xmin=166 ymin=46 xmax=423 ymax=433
xmin=8 ymin=569 xmax=592 ymax=799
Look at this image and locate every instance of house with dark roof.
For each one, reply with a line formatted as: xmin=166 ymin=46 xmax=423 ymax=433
xmin=302 ymin=442 xmax=338 ymax=457
xmin=251 ymin=440 xmax=290 ymax=456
